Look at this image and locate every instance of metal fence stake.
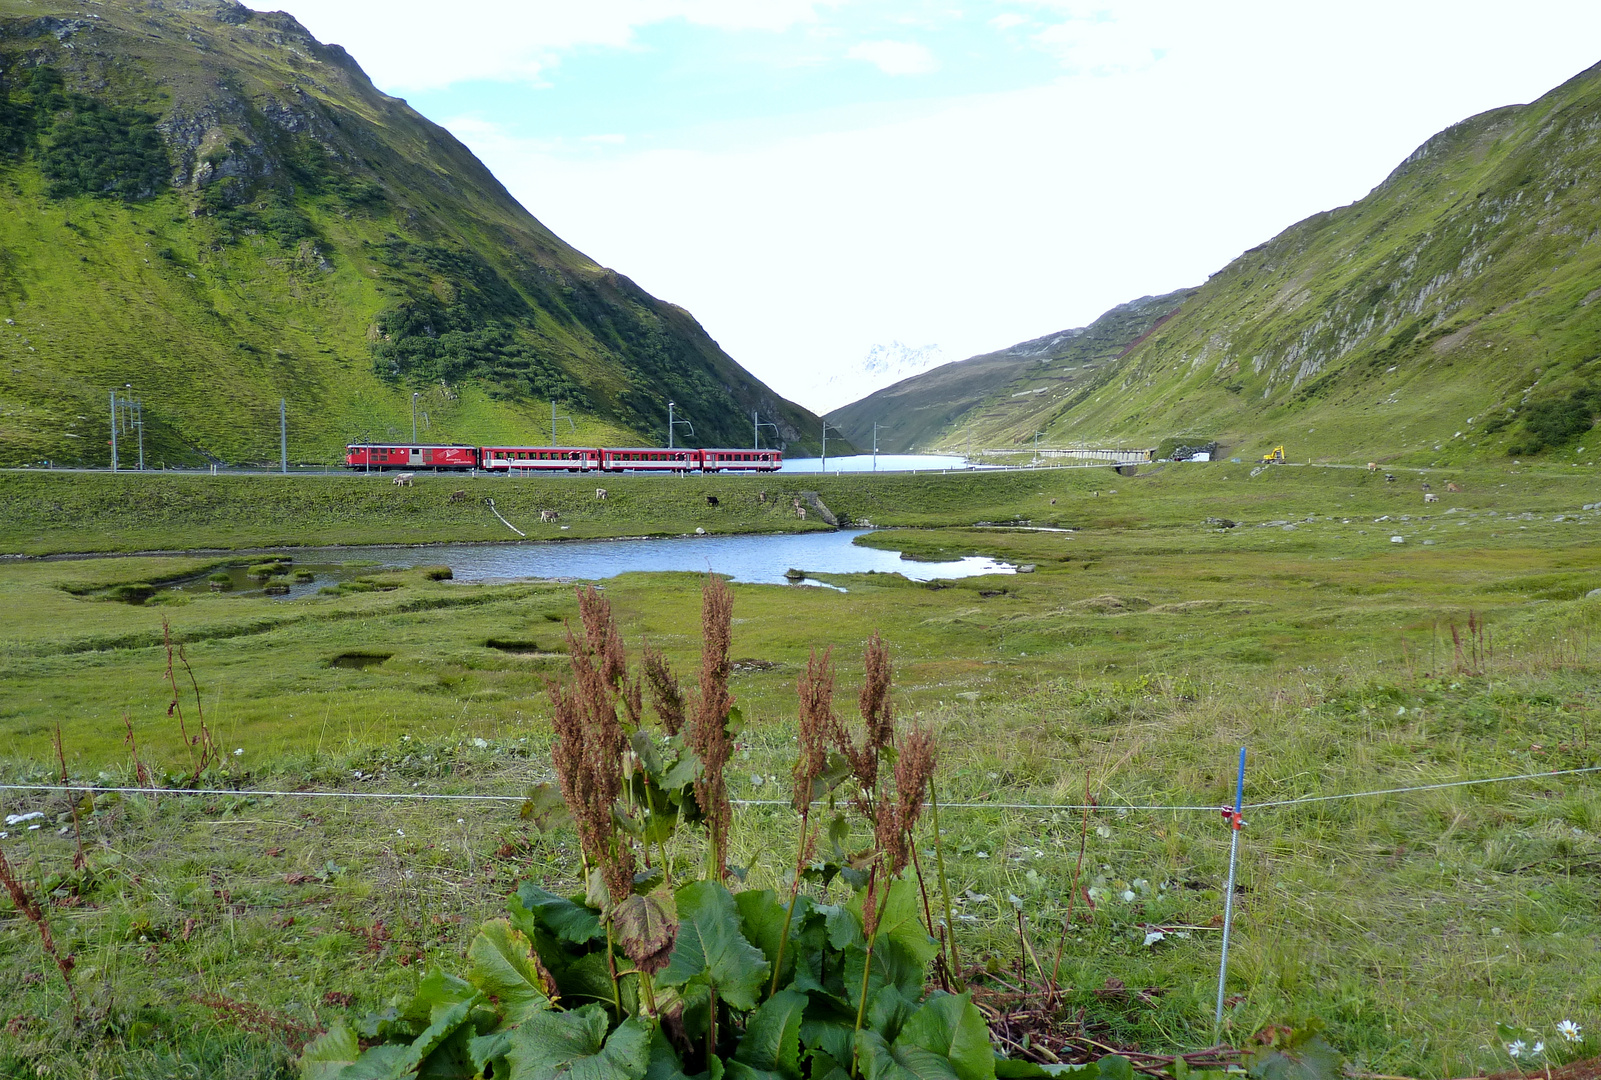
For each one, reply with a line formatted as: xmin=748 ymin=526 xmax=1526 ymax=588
xmin=1214 ymin=746 xmax=1247 ymax=1036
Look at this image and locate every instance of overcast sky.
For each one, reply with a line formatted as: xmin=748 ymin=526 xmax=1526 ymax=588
xmin=257 ymin=1 xmax=1601 ymax=412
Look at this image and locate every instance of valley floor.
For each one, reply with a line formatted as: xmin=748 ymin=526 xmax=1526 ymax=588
xmin=1 ymin=462 xmax=1598 ymax=1077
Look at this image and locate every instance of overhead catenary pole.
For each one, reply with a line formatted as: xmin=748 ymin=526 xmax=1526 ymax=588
xmin=549 ymin=400 xmax=575 ymax=446
xmin=820 ymin=419 xmax=842 ymax=474
xmin=135 ymin=397 xmax=144 ymax=471
xmin=753 ymin=410 xmax=778 ymax=451
xmin=872 ymin=422 xmax=881 ymax=472
xmin=280 ymin=399 xmax=287 ymax=474
xmin=667 ymin=401 xmax=693 ymax=450
xmin=109 ymin=389 xmax=118 ymax=472
xmin=1214 ymin=746 xmax=1248 ymax=1035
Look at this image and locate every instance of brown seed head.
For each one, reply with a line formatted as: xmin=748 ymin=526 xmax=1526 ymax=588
xmin=643 ymin=642 xmax=686 ymax=736
xmin=793 ymin=646 xmax=835 ymax=810
xmin=688 ymin=575 xmax=736 ymax=874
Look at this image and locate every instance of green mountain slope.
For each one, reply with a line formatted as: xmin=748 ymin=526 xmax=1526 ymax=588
xmin=826 ymin=290 xmax=1191 ymax=454
xmin=837 ymin=62 xmax=1601 ymax=465
xmin=0 ymin=0 xmax=830 ymax=467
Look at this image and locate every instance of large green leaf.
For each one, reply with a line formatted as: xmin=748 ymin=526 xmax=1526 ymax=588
xmin=724 ymin=1063 xmax=785 ymax=1080
xmin=658 ymin=880 xmax=770 ymax=1011
xmin=338 ymin=1045 xmax=422 ymax=1080
xmin=469 ymin=919 xmax=558 ymax=1023
xmin=734 ymin=989 xmax=808 ymax=1079
xmin=850 ymin=878 xmax=938 ymax=969
xmin=404 ymin=971 xmax=482 ymax=1026
xmin=799 ymin=1016 xmax=855 ymax=1069
xmin=504 ymin=1006 xmax=652 ymax=1080
xmin=843 ymin=938 xmax=924 ymax=1010
xmin=734 ymin=890 xmax=808 ymax=987
xmin=418 ymin=1025 xmax=478 ymax=1079
xmin=820 ymin=905 xmax=863 ymax=952
xmin=340 ymin=996 xmax=481 ymax=1080
xmin=644 ymin=1027 xmax=691 ymax=1080
xmin=855 ymin=1030 xmax=961 ymax=1080
xmin=866 ymin=987 xmax=917 ymax=1043
xmin=894 ymin=995 xmax=995 ymax=1080
xmin=554 ymin=950 xmax=624 ymax=1006
xmin=298 ymin=1020 xmax=359 ymax=1080
xmin=470 ymin=1030 xmax=516 ymax=1080
xmin=516 ymin=883 xmax=607 ymax=945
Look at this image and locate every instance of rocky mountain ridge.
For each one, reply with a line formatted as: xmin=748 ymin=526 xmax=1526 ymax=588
xmin=0 ymin=0 xmax=831 ymax=466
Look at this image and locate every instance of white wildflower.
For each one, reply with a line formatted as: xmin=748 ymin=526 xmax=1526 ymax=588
xmin=471 ymin=738 xmax=489 ymax=749
xmin=1508 ymin=1040 xmax=1527 ymax=1059
xmin=233 ymin=748 xmax=244 ymax=757
xmin=1557 ymin=1020 xmax=1582 ymax=1043
xmin=1531 ymin=1043 xmax=1544 ymax=1057
xmin=4 ymin=812 xmax=44 ymax=826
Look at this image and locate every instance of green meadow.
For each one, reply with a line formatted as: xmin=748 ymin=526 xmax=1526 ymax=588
xmin=1 ymin=461 xmax=1599 ymax=1078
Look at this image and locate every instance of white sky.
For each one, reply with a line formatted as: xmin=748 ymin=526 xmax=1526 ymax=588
xmin=261 ymin=1 xmax=1601 ymax=411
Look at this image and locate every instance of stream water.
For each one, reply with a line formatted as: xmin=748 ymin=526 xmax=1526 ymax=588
xmin=176 ymin=529 xmax=1013 ymax=598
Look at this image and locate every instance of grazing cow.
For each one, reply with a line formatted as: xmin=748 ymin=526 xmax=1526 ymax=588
xmin=796 ymin=506 xmax=806 ymax=520
xmin=1367 ymin=462 xmax=1378 ymax=472
xmin=595 ymin=488 xmax=608 ymax=500
xmin=448 ymin=490 xmax=466 ymax=504
xmin=1421 ymin=482 xmax=1431 ymax=491
xmin=1384 ymin=474 xmax=1396 ymax=483
xmin=1424 ymin=493 xmax=1439 ymax=504
xmin=706 ymin=495 xmax=720 ymax=507
xmin=757 ymin=491 xmax=767 ymax=504
xmin=1446 ymin=482 xmax=1461 ymax=492
xmin=1050 ymin=498 xmax=1057 ymax=506
xmin=392 ymin=472 xmax=414 ymax=487
xmin=540 ymin=509 xmax=559 ymax=523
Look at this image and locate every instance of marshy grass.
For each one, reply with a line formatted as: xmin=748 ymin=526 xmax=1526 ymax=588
xmin=0 ymin=463 xmax=1597 ymax=1076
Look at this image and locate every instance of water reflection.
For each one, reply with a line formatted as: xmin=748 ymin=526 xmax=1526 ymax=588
xmin=174 ymin=530 xmax=1012 ymax=597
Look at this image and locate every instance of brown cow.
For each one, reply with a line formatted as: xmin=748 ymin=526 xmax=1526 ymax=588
xmin=448 ymin=490 xmax=466 ymax=504
xmin=540 ymin=509 xmax=559 ymax=523
xmin=1446 ymin=482 xmax=1461 ymax=492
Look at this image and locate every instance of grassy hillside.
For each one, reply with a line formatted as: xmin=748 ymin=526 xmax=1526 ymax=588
xmin=826 ymin=291 xmax=1190 ymax=453
xmin=835 ymin=62 xmax=1601 ymax=466
xmin=0 ymin=0 xmax=831 ymax=468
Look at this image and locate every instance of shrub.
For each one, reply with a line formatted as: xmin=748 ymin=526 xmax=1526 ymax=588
xmin=36 ymin=95 xmax=169 ymax=200
xmin=300 ymin=580 xmax=980 ymax=1080
xmin=1508 ymin=385 xmax=1600 ymax=454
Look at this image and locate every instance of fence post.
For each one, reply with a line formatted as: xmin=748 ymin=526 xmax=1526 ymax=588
xmin=1214 ymin=746 xmax=1247 ymax=1036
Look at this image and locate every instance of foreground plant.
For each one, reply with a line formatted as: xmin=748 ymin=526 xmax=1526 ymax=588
xmin=299 ymin=579 xmax=1008 ymax=1080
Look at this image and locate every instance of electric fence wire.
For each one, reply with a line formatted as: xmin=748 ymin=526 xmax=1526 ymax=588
xmin=1 ymin=763 xmax=1597 ymax=814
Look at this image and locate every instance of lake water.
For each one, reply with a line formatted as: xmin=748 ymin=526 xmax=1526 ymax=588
xmin=175 ymin=529 xmax=1014 ymax=598
xmin=780 ymin=454 xmax=969 ymax=474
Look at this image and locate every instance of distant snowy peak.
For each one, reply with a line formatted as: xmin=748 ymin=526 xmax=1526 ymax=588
xmin=816 ymin=341 xmax=947 ymax=412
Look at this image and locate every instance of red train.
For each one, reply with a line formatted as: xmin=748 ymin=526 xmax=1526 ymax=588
xmin=344 ymin=443 xmax=782 ymax=474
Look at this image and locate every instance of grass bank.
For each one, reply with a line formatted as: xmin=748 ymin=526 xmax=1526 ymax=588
xmin=1 ymin=458 xmax=1598 ymax=555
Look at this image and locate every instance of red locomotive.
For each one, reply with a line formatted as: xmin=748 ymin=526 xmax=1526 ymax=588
xmin=345 ymin=443 xmax=782 ymax=474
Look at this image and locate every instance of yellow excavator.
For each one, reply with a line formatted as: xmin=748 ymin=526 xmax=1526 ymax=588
xmin=1260 ymin=445 xmax=1286 ymax=464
